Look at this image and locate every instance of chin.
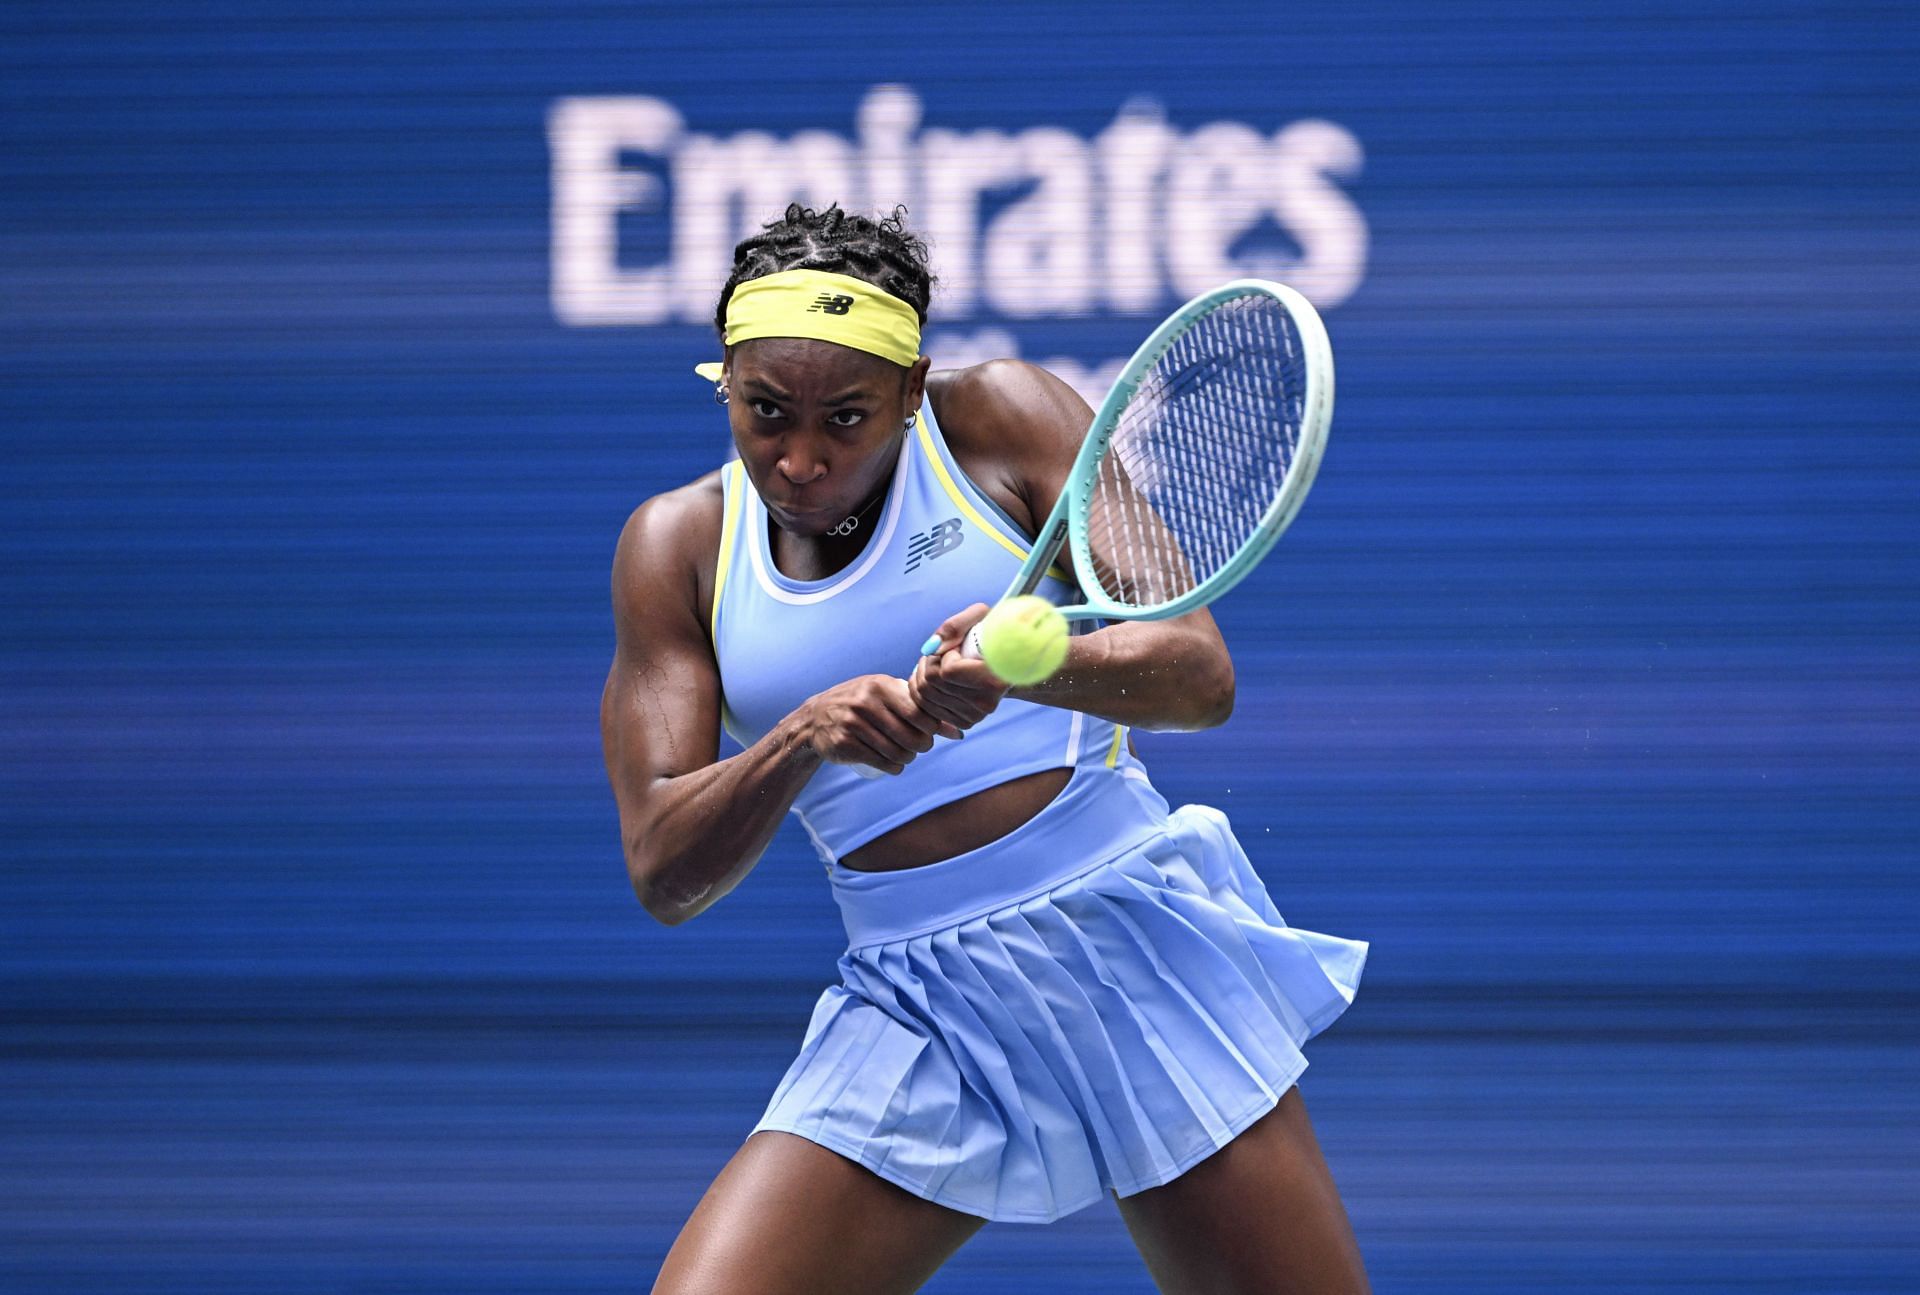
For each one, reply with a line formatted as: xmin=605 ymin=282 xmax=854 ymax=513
xmin=774 ymin=506 xmax=837 ymax=535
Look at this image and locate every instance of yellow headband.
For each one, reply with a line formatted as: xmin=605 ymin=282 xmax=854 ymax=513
xmin=693 ymin=268 xmax=922 ymax=383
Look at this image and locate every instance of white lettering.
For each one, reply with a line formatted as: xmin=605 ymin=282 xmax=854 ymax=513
xmin=548 ymin=96 xmax=683 ymax=325
xmin=983 ymin=128 xmax=1096 ymax=317
xmin=918 ymin=127 xmax=1024 ymax=317
xmin=858 ymin=86 xmax=921 ymax=222
xmin=671 ymin=131 xmax=783 ymax=324
xmin=788 ymin=130 xmax=859 ymax=222
xmin=1269 ymin=120 xmax=1367 ymax=308
xmin=1095 ymin=103 xmax=1175 ymax=313
xmin=549 ymin=86 xmax=1369 ymax=327
xmin=1165 ymin=121 xmax=1272 ymax=298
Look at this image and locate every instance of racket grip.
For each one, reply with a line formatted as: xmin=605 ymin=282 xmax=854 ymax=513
xmin=923 ymin=623 xmax=988 ymax=658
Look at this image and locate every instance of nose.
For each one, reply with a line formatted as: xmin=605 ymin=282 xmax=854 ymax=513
xmin=777 ymin=443 xmax=828 ymax=485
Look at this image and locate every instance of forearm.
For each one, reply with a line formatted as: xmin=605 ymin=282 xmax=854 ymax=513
xmin=1009 ymin=617 xmax=1234 ymax=732
xmin=625 ymin=708 xmax=821 ymax=925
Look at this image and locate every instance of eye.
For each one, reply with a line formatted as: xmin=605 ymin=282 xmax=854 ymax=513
xmin=828 ymin=409 xmax=866 ymax=428
xmin=748 ymin=398 xmax=784 ymax=420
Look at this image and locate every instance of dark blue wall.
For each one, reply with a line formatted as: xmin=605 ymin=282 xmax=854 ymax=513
xmin=5 ymin=2 xmax=1916 ymax=1290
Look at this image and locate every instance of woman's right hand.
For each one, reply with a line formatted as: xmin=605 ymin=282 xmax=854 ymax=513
xmin=801 ymin=675 xmax=964 ymax=776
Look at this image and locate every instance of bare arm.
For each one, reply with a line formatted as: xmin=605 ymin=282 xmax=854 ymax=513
xmin=913 ymin=361 xmax=1235 ymax=733
xmin=601 ymin=484 xmax=959 ymax=925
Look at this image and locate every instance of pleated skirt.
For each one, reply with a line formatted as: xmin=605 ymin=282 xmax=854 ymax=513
xmin=752 ymin=763 xmax=1368 ymax=1224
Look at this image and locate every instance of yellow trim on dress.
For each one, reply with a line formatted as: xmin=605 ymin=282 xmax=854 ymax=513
xmin=1103 ymin=723 xmax=1128 ymax=769
xmin=914 ymin=417 xmax=1074 ymax=587
xmin=711 ymin=461 xmax=742 ymax=644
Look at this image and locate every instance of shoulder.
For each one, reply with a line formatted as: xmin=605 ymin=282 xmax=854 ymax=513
xmin=612 ymin=467 xmax=729 ymax=633
xmin=928 ymin=359 xmax=1092 ymax=530
xmin=614 ymin=467 xmax=726 ymax=571
xmin=928 ymin=358 xmax=1090 ymax=458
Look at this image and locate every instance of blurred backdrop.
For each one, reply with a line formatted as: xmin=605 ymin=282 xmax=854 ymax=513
xmin=4 ymin=1 xmax=1917 ymax=1291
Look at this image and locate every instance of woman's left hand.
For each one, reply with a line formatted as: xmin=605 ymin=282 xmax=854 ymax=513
xmin=909 ymin=602 xmax=1011 ymax=732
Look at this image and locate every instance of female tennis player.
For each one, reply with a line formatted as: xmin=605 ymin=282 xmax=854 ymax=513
xmin=601 ymin=203 xmax=1371 ymax=1294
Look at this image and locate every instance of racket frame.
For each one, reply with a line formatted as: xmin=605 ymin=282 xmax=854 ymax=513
xmin=1011 ymin=277 xmax=1334 ymax=624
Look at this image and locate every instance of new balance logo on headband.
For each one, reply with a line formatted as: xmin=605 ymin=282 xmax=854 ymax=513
xmin=904 ymin=518 xmax=964 ymax=573
xmin=807 ymin=293 xmax=855 ymax=316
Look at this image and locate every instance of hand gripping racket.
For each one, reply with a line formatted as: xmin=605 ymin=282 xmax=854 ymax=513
xmin=924 ymin=277 xmax=1335 ymax=658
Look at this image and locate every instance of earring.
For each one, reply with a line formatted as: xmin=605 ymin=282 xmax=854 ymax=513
xmin=903 ymin=414 xmax=916 ymax=430
xmin=714 ymin=384 xmax=730 ymax=406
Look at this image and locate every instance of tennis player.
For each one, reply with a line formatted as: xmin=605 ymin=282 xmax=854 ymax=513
xmin=602 ymin=202 xmax=1371 ymax=1294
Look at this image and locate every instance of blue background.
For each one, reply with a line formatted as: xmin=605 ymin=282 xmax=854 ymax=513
xmin=4 ymin=1 xmax=1917 ymax=1290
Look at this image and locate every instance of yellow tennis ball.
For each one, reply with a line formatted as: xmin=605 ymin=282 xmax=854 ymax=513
xmin=976 ymin=596 xmax=1069 ymax=685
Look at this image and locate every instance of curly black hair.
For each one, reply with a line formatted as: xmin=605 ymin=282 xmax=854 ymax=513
xmin=713 ymin=202 xmax=936 ymax=338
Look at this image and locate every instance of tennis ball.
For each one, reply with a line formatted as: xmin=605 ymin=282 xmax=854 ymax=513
xmin=976 ymin=596 xmax=1069 ymax=686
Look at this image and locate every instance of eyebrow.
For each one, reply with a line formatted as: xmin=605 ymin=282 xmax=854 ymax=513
xmin=741 ymin=378 xmax=875 ymax=407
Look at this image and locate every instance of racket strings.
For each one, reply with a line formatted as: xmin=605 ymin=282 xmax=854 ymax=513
xmin=1085 ymin=295 xmax=1308 ymax=611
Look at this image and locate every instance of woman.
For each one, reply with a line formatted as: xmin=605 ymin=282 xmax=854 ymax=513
xmin=601 ymin=202 xmax=1371 ymax=1294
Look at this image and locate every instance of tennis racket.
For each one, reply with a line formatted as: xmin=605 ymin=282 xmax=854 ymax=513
xmin=925 ymin=276 xmax=1334 ymax=660
xmin=849 ymin=278 xmax=1333 ymax=779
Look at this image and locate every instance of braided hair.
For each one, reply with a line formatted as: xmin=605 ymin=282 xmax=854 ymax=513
xmin=713 ymin=202 xmax=936 ymax=337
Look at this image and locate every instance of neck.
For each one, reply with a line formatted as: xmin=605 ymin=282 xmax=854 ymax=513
xmin=825 ymin=480 xmax=889 ymax=537
xmin=765 ymin=469 xmax=894 ymax=582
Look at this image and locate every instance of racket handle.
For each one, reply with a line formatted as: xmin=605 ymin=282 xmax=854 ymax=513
xmin=921 ymin=625 xmax=988 ymax=658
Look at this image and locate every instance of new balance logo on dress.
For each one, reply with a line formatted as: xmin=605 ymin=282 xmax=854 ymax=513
xmin=904 ymin=518 xmax=964 ymax=572
xmin=807 ymin=293 xmax=855 ymax=315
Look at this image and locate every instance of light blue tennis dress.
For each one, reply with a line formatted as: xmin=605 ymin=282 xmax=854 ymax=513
xmin=709 ymin=394 xmax=1368 ymax=1223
